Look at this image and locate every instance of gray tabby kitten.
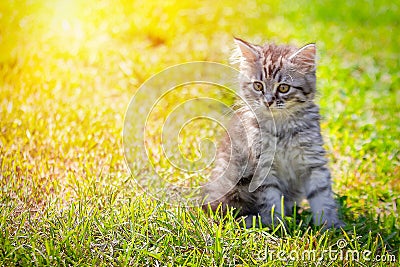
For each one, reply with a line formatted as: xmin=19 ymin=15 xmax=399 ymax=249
xmin=203 ymin=37 xmax=343 ymax=228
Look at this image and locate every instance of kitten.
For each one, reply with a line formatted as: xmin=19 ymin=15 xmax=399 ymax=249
xmin=203 ymin=37 xmax=344 ymax=228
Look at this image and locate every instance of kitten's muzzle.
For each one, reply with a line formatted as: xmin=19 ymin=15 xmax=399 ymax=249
xmin=263 ymin=94 xmax=276 ymax=107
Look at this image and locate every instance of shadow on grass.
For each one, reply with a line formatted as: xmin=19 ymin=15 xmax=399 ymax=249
xmin=206 ymin=194 xmax=399 ymax=256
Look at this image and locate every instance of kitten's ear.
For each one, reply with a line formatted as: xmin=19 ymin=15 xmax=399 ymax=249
xmin=233 ymin=37 xmax=260 ymax=63
xmin=288 ymin=44 xmax=316 ymax=72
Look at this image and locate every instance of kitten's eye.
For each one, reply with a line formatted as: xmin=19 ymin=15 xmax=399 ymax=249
xmin=253 ymin=81 xmax=264 ymax=91
xmin=277 ymin=84 xmax=290 ymax=93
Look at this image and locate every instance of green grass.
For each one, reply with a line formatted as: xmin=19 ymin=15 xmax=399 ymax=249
xmin=0 ymin=0 xmax=399 ymax=266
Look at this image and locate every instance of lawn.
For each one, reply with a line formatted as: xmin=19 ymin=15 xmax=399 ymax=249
xmin=0 ymin=0 xmax=399 ymax=266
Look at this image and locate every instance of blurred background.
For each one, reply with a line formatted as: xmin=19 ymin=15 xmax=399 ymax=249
xmin=0 ymin=0 xmax=398 ymax=213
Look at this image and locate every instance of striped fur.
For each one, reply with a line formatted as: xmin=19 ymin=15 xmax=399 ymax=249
xmin=204 ymin=38 xmax=343 ymax=228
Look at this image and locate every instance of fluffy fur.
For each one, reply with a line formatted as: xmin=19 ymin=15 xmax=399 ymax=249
xmin=203 ymin=37 xmax=343 ymax=228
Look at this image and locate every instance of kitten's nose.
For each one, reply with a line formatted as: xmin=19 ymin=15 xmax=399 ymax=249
xmin=265 ymin=95 xmax=275 ymax=106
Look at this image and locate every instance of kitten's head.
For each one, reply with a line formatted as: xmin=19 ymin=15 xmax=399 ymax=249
xmin=232 ymin=37 xmax=317 ymax=114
